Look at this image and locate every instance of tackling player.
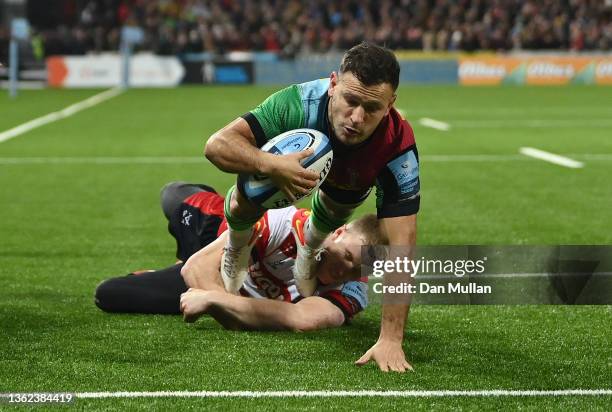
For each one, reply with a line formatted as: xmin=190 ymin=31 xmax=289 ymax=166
xmin=204 ymin=42 xmax=419 ymax=371
xmin=95 ymin=182 xmax=381 ymax=331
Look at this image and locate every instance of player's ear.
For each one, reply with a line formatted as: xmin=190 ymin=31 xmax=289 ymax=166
xmin=333 ymin=225 xmax=348 ymax=239
xmin=328 ymin=72 xmax=338 ymax=96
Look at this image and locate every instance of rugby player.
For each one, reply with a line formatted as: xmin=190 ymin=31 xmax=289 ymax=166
xmin=204 ymin=42 xmax=419 ymax=371
xmin=95 ymin=182 xmax=380 ymax=331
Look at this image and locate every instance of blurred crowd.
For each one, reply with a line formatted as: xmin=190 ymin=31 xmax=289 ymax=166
xmin=6 ymin=0 xmax=612 ymax=59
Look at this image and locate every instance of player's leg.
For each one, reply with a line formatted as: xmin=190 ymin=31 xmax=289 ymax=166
xmin=161 ymin=181 xmax=217 ymax=220
xmin=94 ymin=182 xmax=225 ymax=314
xmin=220 ymin=185 xmax=265 ymax=293
xmin=163 ymin=181 xmax=225 ymax=261
xmin=294 ymin=187 xmax=368 ymax=296
xmin=95 ymin=263 xmax=187 ymax=314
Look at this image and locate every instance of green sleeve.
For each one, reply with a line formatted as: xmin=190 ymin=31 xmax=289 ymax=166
xmin=250 ymin=85 xmax=305 ymax=141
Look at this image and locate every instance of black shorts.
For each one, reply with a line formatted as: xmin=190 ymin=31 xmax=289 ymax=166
xmin=162 ymin=182 xmax=226 ymax=262
xmin=95 ymin=182 xmax=226 ymax=314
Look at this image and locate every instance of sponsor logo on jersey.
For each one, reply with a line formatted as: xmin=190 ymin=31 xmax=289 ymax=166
xmin=389 ymin=150 xmax=420 ymax=196
xmin=181 ymin=210 xmax=192 ymax=226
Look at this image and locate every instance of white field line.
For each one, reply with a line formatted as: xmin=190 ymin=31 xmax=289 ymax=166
xmin=0 ymin=88 xmax=122 ymax=144
xmin=406 ymin=108 xmax=612 ymax=115
xmin=0 ymin=156 xmax=208 ymax=164
xmin=65 ymin=389 xmax=612 ymax=399
xmin=450 ymin=119 xmax=612 ymax=128
xmin=419 ymin=117 xmax=451 ymax=131
xmin=520 ymin=147 xmax=584 ymax=169
xmin=1 ymin=154 xmax=611 ymax=165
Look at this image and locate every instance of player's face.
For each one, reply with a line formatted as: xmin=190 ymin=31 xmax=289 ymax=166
xmin=327 ymin=71 xmax=396 ymax=146
xmin=316 ymin=225 xmax=364 ymax=285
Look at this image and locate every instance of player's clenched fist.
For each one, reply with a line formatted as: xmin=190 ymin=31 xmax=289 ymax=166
xmin=180 ymin=288 xmax=212 ymax=323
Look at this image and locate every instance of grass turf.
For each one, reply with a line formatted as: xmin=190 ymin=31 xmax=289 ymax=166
xmin=0 ymin=85 xmax=611 ymax=409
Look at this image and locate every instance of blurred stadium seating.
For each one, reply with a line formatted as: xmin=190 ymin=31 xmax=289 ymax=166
xmin=2 ymin=0 xmax=611 ymax=63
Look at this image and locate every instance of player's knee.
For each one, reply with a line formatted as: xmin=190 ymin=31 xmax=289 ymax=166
xmin=160 ymin=181 xmax=186 ymax=219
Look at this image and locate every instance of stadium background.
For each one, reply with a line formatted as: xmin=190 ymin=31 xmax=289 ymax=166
xmin=1 ymin=0 xmax=611 ymax=409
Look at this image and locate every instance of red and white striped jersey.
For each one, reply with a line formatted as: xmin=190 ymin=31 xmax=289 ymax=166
xmin=235 ymin=206 xmax=368 ymax=320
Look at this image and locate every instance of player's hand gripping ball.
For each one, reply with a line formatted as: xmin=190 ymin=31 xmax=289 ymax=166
xmin=238 ymin=129 xmax=333 ymax=209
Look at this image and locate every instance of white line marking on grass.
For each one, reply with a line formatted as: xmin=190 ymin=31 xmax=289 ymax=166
xmin=419 ymin=118 xmax=451 ymax=131
xmin=71 ymin=389 xmax=612 ymax=399
xmin=0 ymin=156 xmax=208 ymax=164
xmin=520 ymin=147 xmax=584 ymax=169
xmin=407 ymin=108 xmax=612 ymax=116
xmin=452 ymin=120 xmax=612 ymax=129
xmin=0 ymin=88 xmax=122 ymax=144
xmin=0 ymin=154 xmax=610 ymax=165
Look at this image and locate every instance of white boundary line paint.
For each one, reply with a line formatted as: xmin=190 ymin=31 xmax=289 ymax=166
xmin=0 ymin=156 xmax=209 ymax=164
xmin=520 ymin=147 xmax=584 ymax=169
xmin=1 ymin=154 xmax=610 ymax=165
xmin=419 ymin=118 xmax=451 ymax=131
xmin=451 ymin=120 xmax=612 ymax=128
xmin=0 ymin=88 xmax=122 ymax=144
xmin=406 ymin=108 xmax=612 ymax=115
xmin=66 ymin=389 xmax=612 ymax=399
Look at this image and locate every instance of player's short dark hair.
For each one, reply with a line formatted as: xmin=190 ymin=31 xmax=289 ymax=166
xmin=339 ymin=42 xmax=400 ymax=91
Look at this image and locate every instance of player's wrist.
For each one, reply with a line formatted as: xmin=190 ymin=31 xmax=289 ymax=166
xmin=255 ymin=151 xmax=275 ymax=175
xmin=378 ymin=329 xmax=405 ymax=345
xmin=375 ymin=337 xmax=404 ymax=354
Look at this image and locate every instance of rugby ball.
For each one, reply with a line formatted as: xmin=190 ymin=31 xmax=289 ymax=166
xmin=237 ymin=129 xmax=333 ymax=209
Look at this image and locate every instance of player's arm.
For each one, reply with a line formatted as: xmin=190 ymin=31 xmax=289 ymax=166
xmin=356 ymin=215 xmax=416 ymax=372
xmin=180 ymin=232 xmax=227 ymax=291
xmin=357 ymin=142 xmax=420 ymax=372
xmin=181 ymin=290 xmax=345 ymax=331
xmin=204 ymin=87 xmax=319 ymax=199
xmin=205 ymin=117 xmax=276 ymax=175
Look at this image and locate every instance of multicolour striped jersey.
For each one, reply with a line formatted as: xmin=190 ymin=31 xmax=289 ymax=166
xmin=242 ymin=78 xmax=420 ymax=218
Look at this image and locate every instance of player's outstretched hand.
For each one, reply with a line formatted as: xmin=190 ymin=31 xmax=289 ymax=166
xmin=355 ymin=338 xmax=414 ymax=373
xmin=266 ymin=149 xmax=319 ymax=202
xmin=180 ymin=288 xmax=212 ymax=323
